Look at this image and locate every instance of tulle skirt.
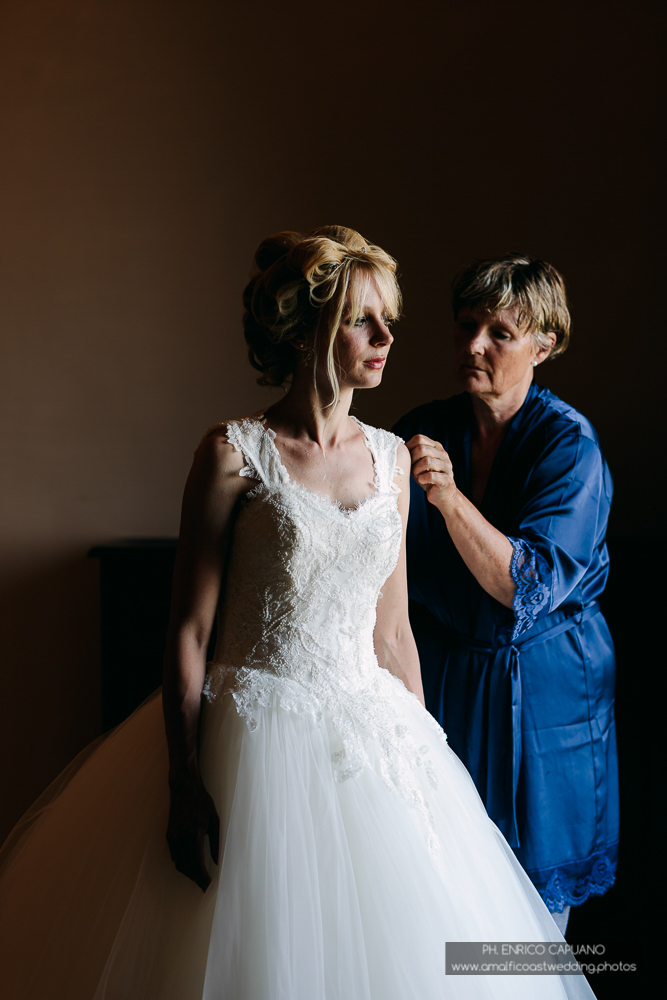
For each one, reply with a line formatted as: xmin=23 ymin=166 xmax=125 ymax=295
xmin=0 ymin=681 xmax=595 ymax=999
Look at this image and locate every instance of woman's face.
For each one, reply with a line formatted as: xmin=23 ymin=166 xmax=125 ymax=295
xmin=453 ymin=304 xmax=554 ymax=399
xmin=329 ymin=277 xmax=395 ymax=390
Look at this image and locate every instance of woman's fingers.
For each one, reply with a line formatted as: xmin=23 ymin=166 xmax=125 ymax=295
xmin=404 ymin=435 xmax=458 ymax=507
xmin=166 ymin=788 xmax=220 ymax=891
xmin=405 ymin=436 xmax=452 ymax=477
xmin=169 ymin=833 xmax=212 ymax=891
xmin=411 ymin=451 xmax=454 ymax=496
xmin=406 ymin=441 xmax=445 ymax=462
xmin=411 ymin=454 xmax=452 ymax=477
xmin=415 ymin=470 xmax=449 ymax=488
xmin=405 ymin=433 xmax=444 ymax=453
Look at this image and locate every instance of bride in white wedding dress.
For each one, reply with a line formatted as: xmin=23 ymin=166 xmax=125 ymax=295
xmin=0 ymin=226 xmax=596 ymax=999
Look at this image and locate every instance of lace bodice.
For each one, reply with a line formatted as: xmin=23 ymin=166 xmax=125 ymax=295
xmin=207 ymin=415 xmax=403 ymax=694
xmin=203 ymin=415 xmax=447 ymax=855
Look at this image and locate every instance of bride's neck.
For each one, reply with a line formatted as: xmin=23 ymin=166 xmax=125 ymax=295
xmin=264 ymin=369 xmax=355 ymax=448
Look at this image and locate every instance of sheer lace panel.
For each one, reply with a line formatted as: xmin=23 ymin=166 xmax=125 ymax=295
xmin=541 ymin=850 xmax=616 ymax=912
xmin=508 ymin=537 xmax=550 ymax=640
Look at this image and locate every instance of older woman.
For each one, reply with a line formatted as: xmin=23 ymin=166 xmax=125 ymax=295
xmin=394 ymin=255 xmax=619 ymax=934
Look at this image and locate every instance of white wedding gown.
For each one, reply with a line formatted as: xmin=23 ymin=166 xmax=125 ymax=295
xmin=0 ymin=416 xmax=596 ymax=999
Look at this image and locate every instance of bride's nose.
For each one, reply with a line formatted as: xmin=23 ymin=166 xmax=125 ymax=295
xmin=371 ymin=320 xmax=394 ymax=347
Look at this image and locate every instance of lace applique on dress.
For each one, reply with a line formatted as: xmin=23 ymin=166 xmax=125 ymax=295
xmin=224 ymin=419 xmax=261 ymax=480
xmin=508 ymin=537 xmax=550 ymax=640
xmin=224 ymin=415 xmax=290 ymax=487
xmin=392 ymin=464 xmax=404 ymax=492
xmin=353 ymin=420 xmax=404 ymax=495
xmin=202 ymin=416 xmax=446 ymax=859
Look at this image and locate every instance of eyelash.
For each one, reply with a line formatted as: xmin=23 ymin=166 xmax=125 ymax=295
xmin=459 ymin=323 xmax=510 ymax=340
xmin=349 ymin=315 xmax=393 ymax=327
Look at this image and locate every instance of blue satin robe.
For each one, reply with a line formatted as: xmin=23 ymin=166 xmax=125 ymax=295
xmin=393 ymin=384 xmax=619 ymax=911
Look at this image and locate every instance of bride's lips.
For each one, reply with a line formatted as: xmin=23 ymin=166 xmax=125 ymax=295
xmin=364 ymin=357 xmax=386 ymax=369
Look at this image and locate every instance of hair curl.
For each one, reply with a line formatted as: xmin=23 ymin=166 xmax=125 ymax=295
xmin=452 ymin=253 xmax=571 ymax=360
xmin=243 ymin=226 xmax=401 ymax=406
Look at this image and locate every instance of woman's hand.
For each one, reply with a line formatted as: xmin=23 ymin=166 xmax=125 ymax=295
xmin=404 ymin=434 xmax=515 ymax=608
xmin=405 ymin=434 xmax=458 ymax=510
xmin=166 ymin=779 xmax=220 ymax=892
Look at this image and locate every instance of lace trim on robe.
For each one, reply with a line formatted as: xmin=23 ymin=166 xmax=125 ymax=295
xmin=508 ymin=537 xmax=550 ymax=640
xmin=540 ymin=850 xmax=617 ymax=912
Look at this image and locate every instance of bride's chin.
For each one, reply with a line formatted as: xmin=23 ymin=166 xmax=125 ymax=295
xmin=360 ymin=370 xmax=385 ymax=388
xmin=338 ymin=372 xmax=383 ymax=392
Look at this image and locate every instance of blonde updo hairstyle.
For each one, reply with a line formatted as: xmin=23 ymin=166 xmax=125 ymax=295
xmin=243 ymin=225 xmax=401 ymax=408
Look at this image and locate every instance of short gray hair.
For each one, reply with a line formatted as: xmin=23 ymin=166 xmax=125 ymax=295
xmin=452 ymin=253 xmax=571 ymax=360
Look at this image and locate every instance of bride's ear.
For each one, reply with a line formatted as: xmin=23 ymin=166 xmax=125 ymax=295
xmin=292 ymin=335 xmax=316 ymax=363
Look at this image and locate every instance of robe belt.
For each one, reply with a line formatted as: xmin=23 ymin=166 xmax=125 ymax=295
xmin=445 ymin=601 xmax=601 ymax=849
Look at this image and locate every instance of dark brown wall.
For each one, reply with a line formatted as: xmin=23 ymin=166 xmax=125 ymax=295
xmin=1 ymin=0 xmax=663 ymax=839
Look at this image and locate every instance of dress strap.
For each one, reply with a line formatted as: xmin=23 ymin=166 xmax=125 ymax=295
xmin=225 ymin=415 xmax=289 ymax=489
xmin=351 ymin=419 xmax=404 ymax=494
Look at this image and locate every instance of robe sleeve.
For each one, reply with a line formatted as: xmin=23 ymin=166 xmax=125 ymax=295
xmin=507 ymin=423 xmax=611 ymax=639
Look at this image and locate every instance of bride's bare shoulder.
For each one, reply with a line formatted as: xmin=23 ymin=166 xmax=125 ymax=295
xmin=194 ymin=419 xmax=244 ymax=475
xmin=201 ymin=419 xmax=235 ymax=446
xmin=195 ymin=410 xmax=262 ymax=477
xmin=201 ymin=409 xmax=262 ymax=441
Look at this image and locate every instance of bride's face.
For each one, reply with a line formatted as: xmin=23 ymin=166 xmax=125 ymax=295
xmin=330 ymin=277 xmax=394 ymax=390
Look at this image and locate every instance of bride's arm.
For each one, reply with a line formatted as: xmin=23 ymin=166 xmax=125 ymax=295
xmin=373 ymin=443 xmax=425 ymax=708
xmin=162 ymin=426 xmax=248 ymax=891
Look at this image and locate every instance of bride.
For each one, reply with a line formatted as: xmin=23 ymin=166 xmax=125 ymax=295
xmin=0 ymin=226 xmax=596 ymax=999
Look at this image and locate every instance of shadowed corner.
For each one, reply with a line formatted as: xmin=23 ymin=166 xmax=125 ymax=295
xmin=0 ymin=549 xmax=102 ymax=843
xmin=565 ymin=536 xmax=666 ymax=998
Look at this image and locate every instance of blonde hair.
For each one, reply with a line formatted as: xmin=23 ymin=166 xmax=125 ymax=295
xmin=243 ymin=226 xmax=401 ymax=407
xmin=452 ymin=253 xmax=571 ymax=360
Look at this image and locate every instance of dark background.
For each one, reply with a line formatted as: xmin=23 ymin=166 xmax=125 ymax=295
xmin=0 ymin=1 xmax=664 ymax=992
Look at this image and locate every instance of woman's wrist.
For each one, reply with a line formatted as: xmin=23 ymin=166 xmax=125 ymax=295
xmin=429 ymin=484 xmax=462 ymax=516
xmin=167 ymin=747 xmax=202 ymax=790
xmin=433 ymin=488 xmax=515 ymax=608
